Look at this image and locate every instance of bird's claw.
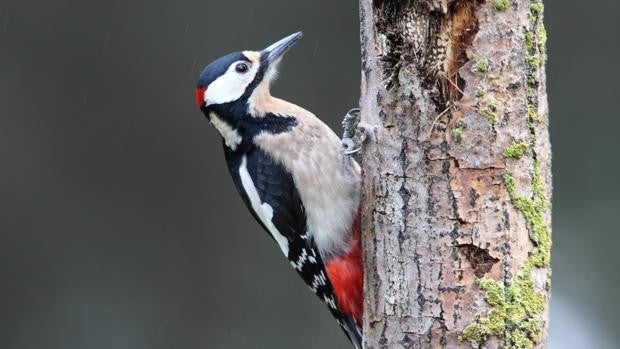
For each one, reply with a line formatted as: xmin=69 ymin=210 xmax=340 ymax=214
xmin=341 ymin=108 xmax=372 ymax=164
xmin=341 ymin=108 xmax=360 ymax=140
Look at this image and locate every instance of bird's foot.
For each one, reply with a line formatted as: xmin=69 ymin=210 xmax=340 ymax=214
xmin=341 ymin=108 xmax=361 ymax=156
xmin=341 ymin=108 xmax=375 ymax=161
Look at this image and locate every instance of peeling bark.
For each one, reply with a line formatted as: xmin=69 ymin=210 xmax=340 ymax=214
xmin=359 ymin=0 xmax=551 ymax=348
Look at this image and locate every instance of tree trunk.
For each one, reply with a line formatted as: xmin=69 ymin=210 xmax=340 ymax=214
xmin=358 ymin=0 xmax=551 ymax=348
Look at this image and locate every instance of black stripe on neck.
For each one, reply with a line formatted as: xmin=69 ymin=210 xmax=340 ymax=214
xmin=207 ymin=104 xmax=297 ymax=153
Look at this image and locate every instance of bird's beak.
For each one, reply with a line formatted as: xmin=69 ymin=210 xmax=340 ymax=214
xmin=261 ymin=32 xmax=303 ymax=65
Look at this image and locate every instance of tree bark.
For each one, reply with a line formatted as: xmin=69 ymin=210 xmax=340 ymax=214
xmin=359 ymin=0 xmax=551 ymax=348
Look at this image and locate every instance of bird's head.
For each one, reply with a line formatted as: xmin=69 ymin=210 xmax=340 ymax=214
xmin=195 ymin=32 xmax=302 ymax=115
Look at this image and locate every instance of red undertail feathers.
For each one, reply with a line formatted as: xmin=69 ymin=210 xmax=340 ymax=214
xmin=325 ymin=212 xmax=363 ymax=325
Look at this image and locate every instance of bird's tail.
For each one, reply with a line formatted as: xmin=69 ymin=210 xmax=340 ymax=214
xmin=341 ymin=314 xmax=363 ymax=349
xmin=341 ymin=212 xmax=363 ymax=349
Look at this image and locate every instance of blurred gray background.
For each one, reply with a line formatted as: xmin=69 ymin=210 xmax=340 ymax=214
xmin=0 ymin=0 xmax=617 ymax=348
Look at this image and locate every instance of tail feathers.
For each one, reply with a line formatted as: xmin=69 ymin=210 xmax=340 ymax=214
xmin=341 ymin=315 xmax=363 ymax=349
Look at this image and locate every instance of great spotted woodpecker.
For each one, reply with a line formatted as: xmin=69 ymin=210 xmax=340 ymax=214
xmin=194 ymin=32 xmax=363 ymax=347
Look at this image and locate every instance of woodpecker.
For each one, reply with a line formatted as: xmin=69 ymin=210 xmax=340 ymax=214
xmin=194 ymin=32 xmax=363 ymax=348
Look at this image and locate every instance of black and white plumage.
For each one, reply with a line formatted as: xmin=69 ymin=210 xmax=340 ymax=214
xmin=194 ymin=32 xmax=363 ymax=348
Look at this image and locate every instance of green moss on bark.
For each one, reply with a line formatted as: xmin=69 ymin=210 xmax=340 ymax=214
xmin=452 ymin=127 xmax=463 ymax=141
xmin=503 ymin=142 xmax=529 ymax=158
xmin=493 ymin=0 xmax=510 ymax=11
xmin=529 ymin=2 xmax=543 ymax=19
xmin=504 ymin=166 xmax=551 ymax=267
xmin=525 ymin=32 xmax=534 ymax=51
xmin=460 ymin=165 xmax=550 ymax=348
xmin=452 ymin=120 xmax=465 ymax=141
xmin=474 ymin=58 xmax=489 ymax=73
xmin=475 ymin=86 xmax=486 ymax=98
xmin=481 ymin=109 xmax=497 ymax=124
xmin=460 ymin=1 xmax=550 ymax=347
xmin=526 ymin=1 xmax=547 ymax=71
xmin=481 ymin=97 xmax=499 ymax=124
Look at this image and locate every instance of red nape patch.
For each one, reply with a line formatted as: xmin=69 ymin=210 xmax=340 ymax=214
xmin=195 ymin=86 xmax=207 ymax=108
xmin=325 ymin=213 xmax=363 ymax=325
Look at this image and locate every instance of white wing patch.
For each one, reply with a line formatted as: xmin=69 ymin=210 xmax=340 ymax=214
xmin=239 ymin=155 xmax=289 ymax=256
xmin=209 ymin=112 xmax=242 ymax=150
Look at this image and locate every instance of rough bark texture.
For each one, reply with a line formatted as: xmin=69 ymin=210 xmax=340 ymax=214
xmin=359 ymin=0 xmax=551 ymax=348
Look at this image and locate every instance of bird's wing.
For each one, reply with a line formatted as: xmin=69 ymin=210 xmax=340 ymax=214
xmin=224 ymin=145 xmax=362 ymax=348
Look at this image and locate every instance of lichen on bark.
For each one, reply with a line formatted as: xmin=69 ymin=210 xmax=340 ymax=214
xmin=459 ymin=0 xmax=551 ymax=347
xmin=493 ymin=0 xmax=510 ymax=12
xmin=460 ymin=163 xmax=550 ymax=348
xmin=503 ymin=142 xmax=529 ymax=158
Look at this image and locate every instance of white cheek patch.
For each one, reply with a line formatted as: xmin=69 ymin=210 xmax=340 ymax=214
xmin=238 ymin=156 xmax=290 ymax=257
xmin=205 ymin=62 xmax=259 ymax=106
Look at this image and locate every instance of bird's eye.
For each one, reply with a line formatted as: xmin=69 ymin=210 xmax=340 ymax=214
xmin=235 ymin=62 xmax=249 ymax=73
